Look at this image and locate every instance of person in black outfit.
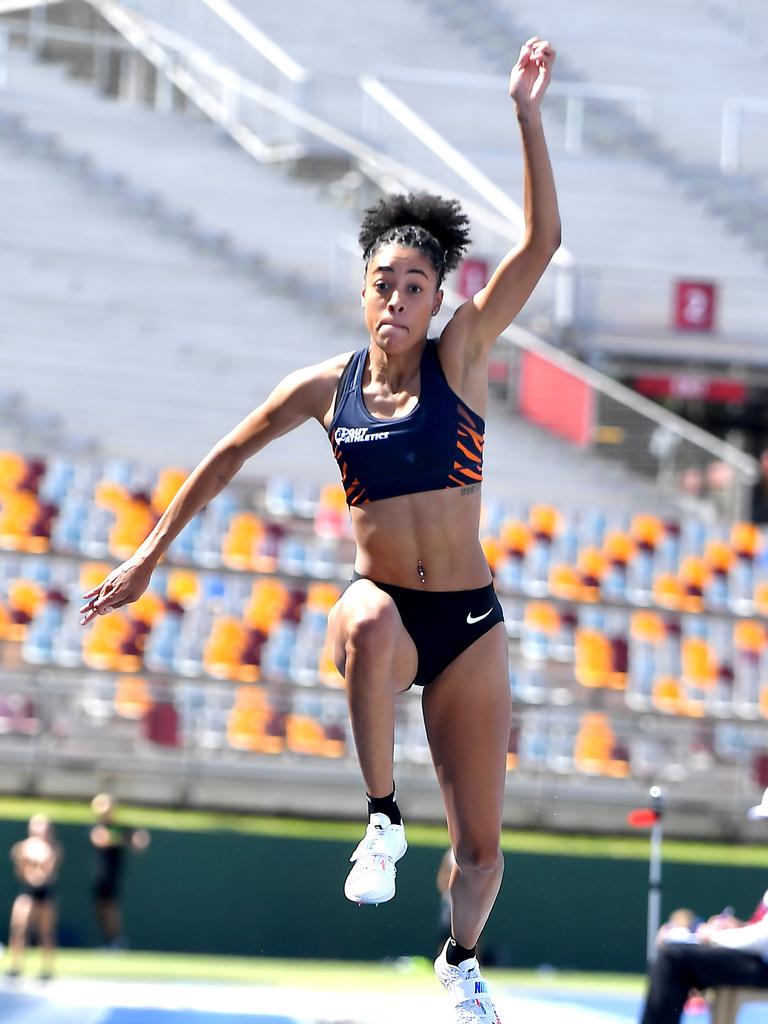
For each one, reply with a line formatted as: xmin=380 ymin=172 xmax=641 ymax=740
xmin=640 ymin=788 xmax=768 ymax=1023
xmin=6 ymin=815 xmax=62 ymax=980
xmin=90 ymin=793 xmax=150 ymax=949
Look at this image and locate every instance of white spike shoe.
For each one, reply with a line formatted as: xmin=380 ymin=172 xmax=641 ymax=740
xmin=434 ymin=940 xmax=502 ymax=1023
xmin=344 ymin=812 xmax=407 ymax=905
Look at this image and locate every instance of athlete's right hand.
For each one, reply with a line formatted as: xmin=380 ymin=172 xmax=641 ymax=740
xmin=79 ymin=555 xmax=155 ymax=625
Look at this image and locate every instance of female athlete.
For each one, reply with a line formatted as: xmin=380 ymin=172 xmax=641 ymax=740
xmin=81 ymin=38 xmax=559 ymax=1022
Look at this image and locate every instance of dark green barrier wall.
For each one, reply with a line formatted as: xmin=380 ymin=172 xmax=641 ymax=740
xmin=0 ymin=819 xmax=764 ymax=972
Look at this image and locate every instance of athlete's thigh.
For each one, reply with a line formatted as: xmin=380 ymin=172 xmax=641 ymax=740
xmin=10 ymin=894 xmax=32 ymax=932
xmin=37 ymin=901 xmax=56 ymax=940
xmin=422 ymin=623 xmax=511 ymax=848
xmin=327 ymin=579 xmax=417 ymax=691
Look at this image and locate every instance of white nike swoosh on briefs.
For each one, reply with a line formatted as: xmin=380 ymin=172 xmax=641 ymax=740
xmin=466 ymin=608 xmax=493 ymax=625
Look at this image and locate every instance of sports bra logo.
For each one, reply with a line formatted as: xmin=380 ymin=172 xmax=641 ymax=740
xmin=335 ymin=427 xmax=390 ymax=444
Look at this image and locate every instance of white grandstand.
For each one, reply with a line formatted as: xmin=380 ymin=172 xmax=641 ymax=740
xmin=0 ymin=0 xmax=766 ymax=839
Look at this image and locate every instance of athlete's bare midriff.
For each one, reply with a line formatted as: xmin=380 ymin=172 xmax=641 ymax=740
xmin=348 ymin=485 xmax=492 ymax=590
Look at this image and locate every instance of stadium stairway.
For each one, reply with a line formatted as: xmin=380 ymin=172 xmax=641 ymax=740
xmin=423 ymin=0 xmax=768 ymax=271
xmin=0 ymin=44 xmax=683 ymax=512
xmin=101 ymin=0 xmax=768 ymax=347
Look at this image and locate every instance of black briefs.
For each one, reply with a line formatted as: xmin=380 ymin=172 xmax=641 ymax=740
xmin=21 ymin=883 xmax=55 ymax=903
xmin=351 ymin=574 xmax=505 ymax=686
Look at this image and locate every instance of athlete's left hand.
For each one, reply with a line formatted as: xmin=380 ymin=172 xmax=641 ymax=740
xmin=509 ymin=37 xmax=555 ymax=111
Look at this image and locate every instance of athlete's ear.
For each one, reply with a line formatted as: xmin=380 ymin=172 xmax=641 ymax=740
xmin=432 ymin=289 xmax=443 ymax=317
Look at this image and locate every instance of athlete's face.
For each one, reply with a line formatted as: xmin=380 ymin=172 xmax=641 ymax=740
xmin=362 ymin=244 xmax=443 ymax=351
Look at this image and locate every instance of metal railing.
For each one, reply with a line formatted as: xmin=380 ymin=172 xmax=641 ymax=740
xmin=367 ymin=65 xmax=655 ymax=157
xmin=721 ymin=97 xmax=768 ymax=174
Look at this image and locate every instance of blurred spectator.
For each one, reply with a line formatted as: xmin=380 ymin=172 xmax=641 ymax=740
xmin=90 ymin=793 xmax=150 ymax=949
xmin=656 ymin=907 xmax=701 ymax=946
xmin=6 ymin=815 xmax=62 ymax=980
xmin=705 ymin=460 xmax=736 ymax=521
xmin=640 ymin=787 xmax=768 ymax=1023
xmin=751 ymin=450 xmax=768 ymax=524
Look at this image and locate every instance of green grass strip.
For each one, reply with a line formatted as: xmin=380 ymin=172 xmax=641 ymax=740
xmin=25 ymin=950 xmax=645 ymax=994
xmin=1 ymin=795 xmax=766 ymax=867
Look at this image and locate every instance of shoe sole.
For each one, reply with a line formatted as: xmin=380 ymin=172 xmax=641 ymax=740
xmin=344 ymin=840 xmax=406 ymax=906
xmin=345 ymin=885 xmax=396 ymax=906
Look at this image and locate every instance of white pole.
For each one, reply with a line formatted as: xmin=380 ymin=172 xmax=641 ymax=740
xmin=647 ymin=785 xmax=664 ymax=964
xmin=721 ymin=102 xmax=740 ymax=174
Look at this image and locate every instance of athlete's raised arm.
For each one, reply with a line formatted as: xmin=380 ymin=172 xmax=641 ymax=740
xmin=445 ymin=37 xmax=561 ymax=356
xmin=79 ymin=354 xmax=348 ymax=624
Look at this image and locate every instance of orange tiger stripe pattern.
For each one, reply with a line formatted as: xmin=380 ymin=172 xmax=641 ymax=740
xmin=450 ymin=403 xmax=484 ymax=487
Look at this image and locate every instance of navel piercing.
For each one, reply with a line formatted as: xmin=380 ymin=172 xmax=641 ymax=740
xmin=417 ymin=559 xmax=426 ymax=584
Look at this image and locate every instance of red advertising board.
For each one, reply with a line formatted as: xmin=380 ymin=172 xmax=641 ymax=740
xmin=673 ymin=280 xmax=717 ymax=332
xmin=519 ymin=351 xmax=593 ymax=446
xmin=634 ymin=375 xmax=746 ymax=403
xmin=457 ymin=258 xmax=490 ymax=299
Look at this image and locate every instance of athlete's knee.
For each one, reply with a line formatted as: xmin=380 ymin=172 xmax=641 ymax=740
xmin=344 ymin=601 xmax=397 ymax=662
xmin=454 ymin=842 xmax=503 ymax=877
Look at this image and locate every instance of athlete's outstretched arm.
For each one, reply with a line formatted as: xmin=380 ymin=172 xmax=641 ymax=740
xmin=80 ymin=358 xmax=343 ymax=623
xmin=449 ymin=38 xmax=561 ymax=354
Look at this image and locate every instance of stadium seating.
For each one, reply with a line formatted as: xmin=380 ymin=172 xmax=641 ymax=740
xmin=5 ymin=443 xmax=768 ymax=790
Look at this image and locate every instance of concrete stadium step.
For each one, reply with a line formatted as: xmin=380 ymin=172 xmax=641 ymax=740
xmin=0 ymin=49 xmax=359 ymax=291
xmin=426 ymin=0 xmax=768 ymax=270
xmin=0 ymin=46 xmax=685 ymax=513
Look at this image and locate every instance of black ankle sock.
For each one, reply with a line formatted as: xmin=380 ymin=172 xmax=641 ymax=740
xmin=446 ymin=936 xmax=477 ymax=967
xmin=366 ymin=786 xmax=402 ymax=826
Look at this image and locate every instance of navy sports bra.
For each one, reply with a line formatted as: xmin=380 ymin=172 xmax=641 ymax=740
xmin=328 ymin=339 xmax=485 ymax=506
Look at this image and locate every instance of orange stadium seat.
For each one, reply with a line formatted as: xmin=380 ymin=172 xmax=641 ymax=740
xmin=604 ymin=530 xmax=636 ymax=566
xmin=631 ymin=611 xmax=666 ymax=644
xmin=243 ymin=578 xmax=290 ymax=635
xmin=480 ymin=536 xmax=504 ymax=574
xmin=286 ymin=714 xmax=335 ymax=756
xmin=5 ymin=579 xmax=46 ymax=641
xmin=305 ymin=582 xmax=341 ymax=614
xmin=679 ymin=557 xmax=709 ymax=612
xmin=227 ymin=686 xmax=283 ymax=753
xmin=0 ymin=602 xmax=10 ymax=640
xmin=128 ymin=592 xmax=165 ymax=627
xmin=577 ymin=548 xmax=605 ymax=602
xmin=80 ymin=562 xmax=114 ymax=593
xmin=0 ymin=451 xmax=27 ymax=491
xmin=222 ymin=513 xmax=264 ymax=571
xmin=83 ymin=615 xmax=131 ymax=671
xmin=94 ymin=480 xmax=129 ymax=513
xmin=681 ymin=637 xmax=718 ymax=689
xmin=705 ymin=540 xmax=734 ymax=575
xmin=548 ymin=564 xmax=581 ymax=600
xmin=732 ymin=522 xmax=761 ymax=559
xmin=529 ymin=504 xmax=560 ymax=540
xmin=0 ymin=491 xmax=42 ymax=552
xmin=652 ymin=573 xmax=685 ymax=610
xmin=574 ymin=628 xmax=612 ymax=688
xmin=115 ymin=676 xmax=153 ymax=719
xmin=151 ymin=468 xmax=188 ymax=515
xmin=734 ymin=620 xmax=767 ymax=655
xmin=574 ymin=713 xmax=615 ymax=775
xmin=754 ymin=582 xmax=768 ymax=617
xmin=166 ymin=569 xmax=201 ymax=608
xmin=652 ymin=675 xmax=685 ymax=715
xmin=630 ymin=514 xmax=665 ymax=550
xmin=109 ymin=501 xmax=157 ymax=560
xmin=500 ymin=519 xmax=531 ymax=557
xmin=203 ymin=616 xmax=248 ymax=680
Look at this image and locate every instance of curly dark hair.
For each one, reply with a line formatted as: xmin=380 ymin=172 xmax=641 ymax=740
xmin=358 ymin=192 xmax=471 ymax=285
